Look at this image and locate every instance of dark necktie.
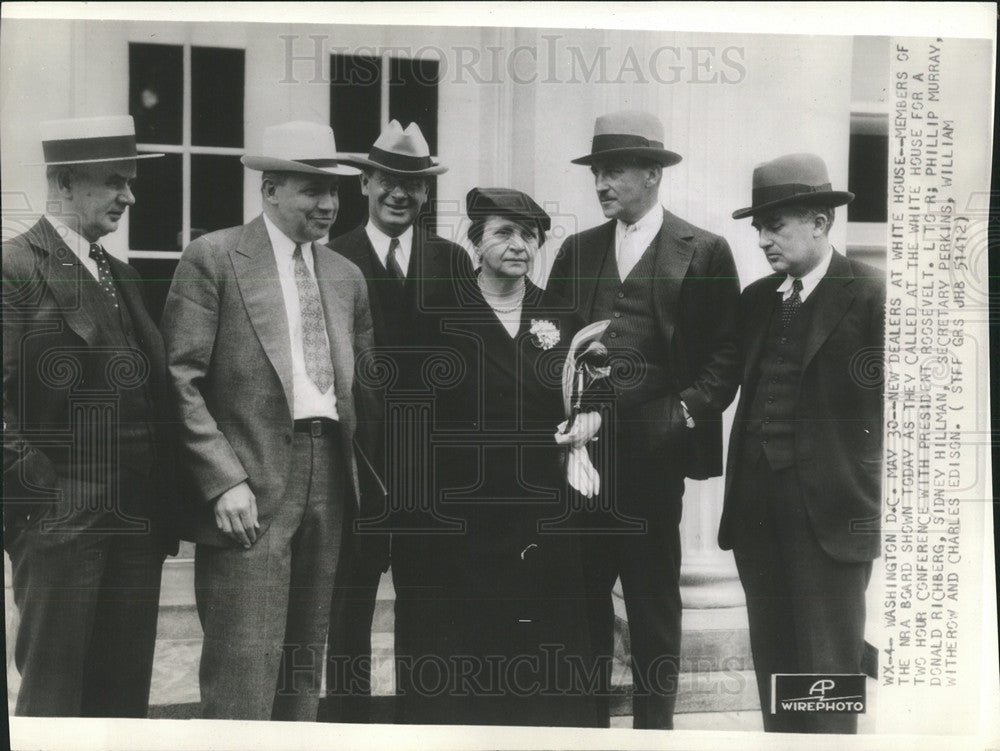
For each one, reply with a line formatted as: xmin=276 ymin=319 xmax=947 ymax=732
xmin=88 ymin=243 xmax=120 ymax=308
xmin=292 ymin=243 xmax=335 ymax=393
xmin=386 ymin=237 xmax=405 ymax=288
xmin=781 ymin=277 xmax=803 ymax=328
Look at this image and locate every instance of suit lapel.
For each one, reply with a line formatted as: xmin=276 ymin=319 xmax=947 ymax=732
xmin=313 ymin=243 xmax=355 ymax=412
xmin=744 ymin=276 xmax=782 ymax=380
xmin=579 ymin=221 xmax=615 ymax=321
xmin=107 ymin=255 xmax=166 ymax=375
xmin=651 ymin=209 xmax=695 ymax=339
xmin=333 ymin=226 xmax=388 ymax=338
xmin=232 ymin=217 xmax=294 ymax=412
xmin=31 ymin=218 xmax=104 ymax=344
xmin=802 ymin=251 xmax=855 ymax=369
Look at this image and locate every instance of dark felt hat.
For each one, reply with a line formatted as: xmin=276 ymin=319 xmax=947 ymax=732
xmin=732 ymin=153 xmax=854 ymax=219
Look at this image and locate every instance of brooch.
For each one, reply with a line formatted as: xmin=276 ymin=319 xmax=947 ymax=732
xmin=529 ymin=319 xmax=560 ymax=350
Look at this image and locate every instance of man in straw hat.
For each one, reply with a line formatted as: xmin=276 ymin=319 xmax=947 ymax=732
xmin=721 ymin=153 xmax=884 ymax=733
xmin=161 ymin=120 xmax=382 ymax=721
xmin=3 ymin=115 xmax=178 ymax=716
xmin=546 ymin=110 xmax=741 ymax=729
xmin=322 ymin=119 xmax=474 ymax=723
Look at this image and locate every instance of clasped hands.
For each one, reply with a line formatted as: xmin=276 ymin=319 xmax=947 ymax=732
xmin=555 ymin=411 xmax=602 ymax=498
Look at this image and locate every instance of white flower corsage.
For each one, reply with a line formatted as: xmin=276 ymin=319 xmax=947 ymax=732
xmin=529 ymin=319 xmax=560 ymax=350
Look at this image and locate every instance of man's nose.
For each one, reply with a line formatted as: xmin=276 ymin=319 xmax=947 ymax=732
xmin=120 ymin=184 xmax=136 ymax=206
xmin=389 ymin=184 xmax=408 ymax=200
xmin=318 ymin=191 xmax=337 ymax=211
xmin=757 ymin=232 xmax=772 ymax=250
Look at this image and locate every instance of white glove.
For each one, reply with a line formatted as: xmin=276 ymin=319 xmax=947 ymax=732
xmin=565 ymin=444 xmax=600 ymax=498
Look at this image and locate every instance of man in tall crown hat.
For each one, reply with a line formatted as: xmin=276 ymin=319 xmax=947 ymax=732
xmin=3 ymin=115 xmax=178 ymax=716
xmin=545 ymin=110 xmax=741 ymax=729
xmin=322 ymin=119 xmax=474 ymax=723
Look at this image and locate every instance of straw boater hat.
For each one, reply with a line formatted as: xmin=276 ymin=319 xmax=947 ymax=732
xmin=466 ymin=187 xmax=552 ymax=233
xmin=345 ymin=120 xmax=447 ymax=176
xmin=31 ymin=115 xmax=163 ymax=165
xmin=732 ymin=153 xmax=854 ymax=219
xmin=571 ymin=110 xmax=682 ymax=167
xmin=241 ymin=121 xmax=359 ymax=176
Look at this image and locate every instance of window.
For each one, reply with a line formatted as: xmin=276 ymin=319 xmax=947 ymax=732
xmin=329 ymin=52 xmax=440 ymax=238
xmin=128 ymin=42 xmax=245 ymax=319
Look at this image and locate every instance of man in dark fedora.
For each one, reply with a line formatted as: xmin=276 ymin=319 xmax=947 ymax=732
xmin=721 ymin=153 xmax=884 ymax=733
xmin=546 ymin=110 xmax=741 ymax=729
xmin=3 ymin=115 xmax=178 ymax=716
xmin=161 ymin=120 xmax=382 ymax=721
xmin=322 ymin=119 xmax=474 ymax=723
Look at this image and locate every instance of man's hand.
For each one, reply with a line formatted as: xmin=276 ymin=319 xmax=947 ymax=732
xmin=213 ymin=481 xmax=259 ymax=548
xmin=555 ymin=411 xmax=602 ymax=448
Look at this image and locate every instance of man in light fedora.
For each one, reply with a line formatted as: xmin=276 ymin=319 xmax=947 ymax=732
xmin=322 ymin=119 xmax=474 ymax=723
xmin=721 ymin=153 xmax=884 ymax=734
xmin=546 ymin=110 xmax=741 ymax=729
xmin=161 ymin=120 xmax=382 ymax=721
xmin=3 ymin=115 xmax=179 ymax=716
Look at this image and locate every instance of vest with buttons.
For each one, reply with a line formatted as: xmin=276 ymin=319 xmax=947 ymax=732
xmin=590 ymin=235 xmax=673 ymax=413
xmin=745 ymin=292 xmax=817 ymax=470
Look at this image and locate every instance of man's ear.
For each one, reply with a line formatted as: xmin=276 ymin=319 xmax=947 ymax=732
xmin=812 ymin=211 xmax=830 ymax=237
xmin=646 ymin=164 xmax=662 ymax=188
xmin=359 ymin=171 xmax=371 ymax=197
xmin=54 ymin=166 xmax=75 ymax=198
xmin=261 ymin=177 xmax=278 ymax=205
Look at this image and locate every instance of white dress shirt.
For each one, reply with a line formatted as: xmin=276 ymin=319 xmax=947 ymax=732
xmin=365 ymin=222 xmax=414 ymax=277
xmin=45 ymin=214 xmax=101 ymax=280
xmin=262 ymin=213 xmax=339 ymax=421
xmin=777 ymin=246 xmax=835 ymax=302
xmin=614 ymin=203 xmax=663 ymax=281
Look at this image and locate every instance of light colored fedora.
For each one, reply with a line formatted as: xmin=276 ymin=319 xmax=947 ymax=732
xmin=571 ymin=110 xmax=682 ymax=167
xmin=732 ymin=153 xmax=854 ymax=219
xmin=241 ymin=121 xmax=359 ymax=176
xmin=343 ymin=120 xmax=447 ymax=176
xmin=31 ymin=115 xmax=163 ymax=166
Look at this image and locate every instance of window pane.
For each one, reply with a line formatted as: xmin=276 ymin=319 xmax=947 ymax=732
xmin=130 ymin=152 xmax=182 ymax=251
xmin=191 ymin=155 xmax=244 ymax=234
xmin=848 ymin=133 xmax=888 ymax=223
xmin=192 ymin=47 xmax=245 ymax=148
xmin=389 ymin=57 xmax=439 ymax=154
xmin=330 ymin=174 xmax=365 ymax=240
xmin=330 ymin=54 xmax=382 ymax=153
xmin=130 ymin=43 xmax=183 ymax=145
xmin=129 ymin=257 xmax=179 ymax=325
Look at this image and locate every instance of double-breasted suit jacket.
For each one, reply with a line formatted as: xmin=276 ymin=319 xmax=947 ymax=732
xmin=162 ymin=215 xmax=381 ymax=545
xmin=719 ymin=251 xmax=885 ymax=562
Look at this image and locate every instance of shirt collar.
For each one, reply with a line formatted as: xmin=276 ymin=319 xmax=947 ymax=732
xmin=365 ymin=221 xmax=413 ymax=270
xmin=616 ymin=203 xmax=663 ymax=238
xmin=263 ymin=212 xmax=313 ymax=269
xmin=45 ymin=213 xmax=94 ymax=262
xmin=776 ymin=246 xmax=835 ymax=301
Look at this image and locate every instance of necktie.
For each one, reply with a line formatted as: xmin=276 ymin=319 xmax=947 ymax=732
xmin=88 ymin=244 xmax=120 ymax=308
xmin=617 ymin=224 xmax=640 ymax=281
xmin=292 ymin=244 xmax=335 ymax=393
xmin=386 ymin=237 xmax=406 ymax=288
xmin=781 ymin=278 xmax=803 ymax=327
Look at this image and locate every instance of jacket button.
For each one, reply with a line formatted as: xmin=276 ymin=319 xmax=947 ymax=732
xmin=617 ymin=291 xmax=625 ymax=299
xmin=780 ymin=337 xmax=788 ymax=345
xmin=613 ymin=312 xmax=622 ymax=318
xmin=609 ymin=331 xmax=618 ymax=338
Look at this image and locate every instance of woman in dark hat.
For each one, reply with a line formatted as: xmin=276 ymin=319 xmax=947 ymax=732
xmin=391 ymin=188 xmax=605 ymax=727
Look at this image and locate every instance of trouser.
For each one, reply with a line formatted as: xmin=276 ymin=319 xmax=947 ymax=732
xmin=9 ymin=520 xmax=165 ymax=717
xmin=195 ymin=429 xmax=346 ymax=721
xmin=582 ymin=452 xmax=686 ymax=730
xmin=732 ymin=441 xmax=872 ymax=734
xmin=321 ymin=531 xmax=383 ymax=723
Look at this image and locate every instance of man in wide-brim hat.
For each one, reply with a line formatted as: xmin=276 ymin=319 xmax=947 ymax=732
xmin=322 ymin=119 xmax=473 ymax=724
xmin=546 ymin=110 xmax=741 ymax=729
xmin=162 ymin=120 xmax=381 ymax=721
xmin=719 ymin=153 xmax=885 ymax=734
xmin=3 ymin=114 xmax=180 ymax=717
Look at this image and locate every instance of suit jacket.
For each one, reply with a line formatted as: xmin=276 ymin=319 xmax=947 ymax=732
xmin=2 ymin=217 xmax=178 ymax=551
xmin=161 ymin=215 xmax=382 ymax=546
xmin=718 ymin=251 xmax=885 ymax=562
xmin=330 ymin=223 xmax=475 ymax=345
xmin=545 ymin=209 xmax=741 ymax=479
